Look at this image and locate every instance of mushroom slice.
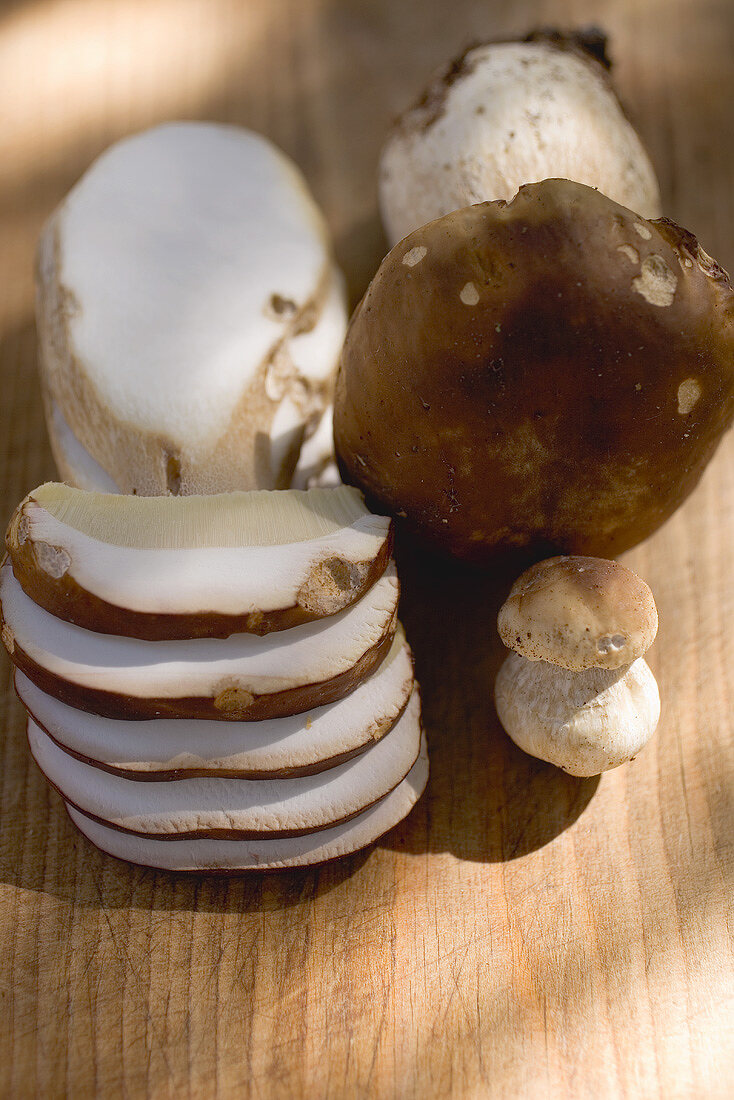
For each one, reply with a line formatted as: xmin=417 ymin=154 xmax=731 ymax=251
xmin=0 ymin=560 xmax=398 ymax=720
xmin=37 ymin=122 xmax=348 ymax=495
xmin=27 ymin=688 xmax=422 ymax=839
xmin=64 ymin=738 xmax=428 ymax=870
xmin=6 ymin=483 xmax=393 ymax=638
xmin=15 ymin=626 xmax=414 ymax=779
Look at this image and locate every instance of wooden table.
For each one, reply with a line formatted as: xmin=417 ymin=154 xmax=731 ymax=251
xmin=1 ymin=1 xmax=732 ymax=1096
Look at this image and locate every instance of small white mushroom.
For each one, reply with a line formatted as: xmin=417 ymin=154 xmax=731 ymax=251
xmin=494 ymin=556 xmax=660 ymax=776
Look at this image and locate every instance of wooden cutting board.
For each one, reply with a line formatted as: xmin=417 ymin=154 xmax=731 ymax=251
xmin=0 ymin=1 xmax=732 ymax=1096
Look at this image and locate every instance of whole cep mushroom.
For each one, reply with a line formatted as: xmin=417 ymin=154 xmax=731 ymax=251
xmin=494 ymin=556 xmax=660 ymax=776
xmin=334 ymin=179 xmax=734 ymax=563
xmin=379 ymin=28 xmax=661 ymax=245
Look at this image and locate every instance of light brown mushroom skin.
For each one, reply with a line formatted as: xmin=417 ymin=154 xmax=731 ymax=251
xmin=334 ymin=179 xmax=734 ymax=563
xmin=498 ymin=555 xmax=658 ymax=672
xmin=5 ymin=497 xmax=394 ymax=640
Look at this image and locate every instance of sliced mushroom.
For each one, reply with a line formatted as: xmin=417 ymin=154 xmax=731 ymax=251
xmin=36 ymin=122 xmax=347 ymax=495
xmin=27 ymin=687 xmax=421 ymax=839
xmin=64 ymin=738 xmax=428 ymax=870
xmin=7 ymin=483 xmax=392 ymax=638
xmin=0 ymin=559 xmax=399 ymax=720
xmin=15 ymin=626 xmax=414 ymax=779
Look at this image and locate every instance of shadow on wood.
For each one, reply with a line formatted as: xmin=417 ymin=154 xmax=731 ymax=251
xmin=379 ymin=533 xmax=601 ymax=863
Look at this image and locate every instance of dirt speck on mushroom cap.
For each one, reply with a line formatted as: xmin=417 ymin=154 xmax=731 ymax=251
xmin=334 ymin=180 xmax=734 ymax=564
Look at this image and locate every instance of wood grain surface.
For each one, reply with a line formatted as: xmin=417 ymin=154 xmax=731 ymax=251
xmin=1 ymin=1 xmax=732 ymax=1096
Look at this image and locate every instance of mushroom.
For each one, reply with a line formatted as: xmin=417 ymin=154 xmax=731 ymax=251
xmin=334 ymin=179 xmax=734 ymax=563
xmin=36 ymin=122 xmax=347 ymax=495
xmin=494 ymin=556 xmax=660 ymax=776
xmin=6 ymin=483 xmax=393 ymax=639
xmin=27 ymin=687 xmax=421 ymax=839
xmin=64 ymin=738 xmax=428 ymax=871
xmin=379 ymin=28 xmax=661 ymax=245
xmin=14 ymin=625 xmax=414 ymax=780
xmin=0 ymin=558 xmax=399 ymax=721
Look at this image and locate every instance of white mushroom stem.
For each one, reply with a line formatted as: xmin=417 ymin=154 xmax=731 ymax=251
xmin=45 ymin=398 xmax=120 ymax=493
xmin=494 ymin=652 xmax=660 ymax=776
xmin=37 ymin=122 xmax=348 ymax=494
xmin=379 ymin=38 xmax=661 ymax=245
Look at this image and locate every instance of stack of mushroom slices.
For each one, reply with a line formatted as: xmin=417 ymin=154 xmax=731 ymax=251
xmin=0 ymin=483 xmax=427 ymax=871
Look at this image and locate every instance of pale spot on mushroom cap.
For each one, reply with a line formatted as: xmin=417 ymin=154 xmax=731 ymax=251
xmin=598 ymin=634 xmax=627 ymax=654
xmin=633 ymin=222 xmax=652 ymax=240
xmin=460 ymin=282 xmax=480 ymax=306
xmin=617 ymin=244 xmax=639 ymax=264
xmin=677 ymin=377 xmax=702 ymax=415
xmin=632 ymin=255 xmax=677 ymax=307
xmin=402 ymin=246 xmax=427 ymax=267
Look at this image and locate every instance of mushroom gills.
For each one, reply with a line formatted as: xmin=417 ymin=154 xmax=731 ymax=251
xmin=14 ymin=626 xmax=414 ymax=779
xmin=7 ymin=482 xmax=392 ymax=637
xmin=0 ymin=559 xmax=399 ymax=720
xmin=64 ymin=740 xmax=428 ymax=870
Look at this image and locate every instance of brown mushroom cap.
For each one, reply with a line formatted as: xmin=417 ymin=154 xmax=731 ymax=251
xmin=334 ymin=179 xmax=734 ymax=563
xmin=497 ymin=556 xmax=658 ymax=671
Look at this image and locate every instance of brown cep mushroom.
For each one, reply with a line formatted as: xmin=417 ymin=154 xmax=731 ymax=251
xmin=334 ymin=179 xmax=734 ymax=563
xmin=494 ymin=556 xmax=661 ymax=776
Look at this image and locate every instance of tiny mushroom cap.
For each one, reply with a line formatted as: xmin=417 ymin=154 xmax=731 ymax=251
xmin=497 ymin=556 xmax=658 ymax=672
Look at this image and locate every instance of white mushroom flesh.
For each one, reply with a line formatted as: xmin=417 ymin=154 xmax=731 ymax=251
xmin=65 ymin=740 xmax=428 ymax=870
